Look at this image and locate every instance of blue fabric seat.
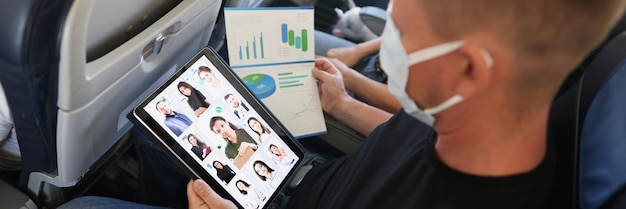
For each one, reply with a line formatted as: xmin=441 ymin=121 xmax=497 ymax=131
xmin=0 ymin=0 xmax=71 ymax=187
xmin=546 ymin=28 xmax=626 ymax=209
xmin=578 ymin=32 xmax=626 ymax=209
xmin=0 ymin=0 xmax=225 ymax=208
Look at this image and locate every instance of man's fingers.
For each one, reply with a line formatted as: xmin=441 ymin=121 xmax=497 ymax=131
xmin=314 ymin=57 xmax=339 ymax=74
xmin=187 ymin=180 xmax=208 ymax=209
xmin=312 ymin=66 xmax=332 ymax=83
xmin=194 ymin=179 xmax=234 ymax=207
xmin=189 ymin=179 xmax=237 ymax=209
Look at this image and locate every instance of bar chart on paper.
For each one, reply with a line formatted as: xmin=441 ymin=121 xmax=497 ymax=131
xmin=280 ymin=23 xmax=308 ymax=52
xmin=224 ymin=8 xmax=315 ymax=67
xmin=236 ymin=33 xmax=265 ymax=60
xmin=224 ymin=7 xmax=326 ymax=138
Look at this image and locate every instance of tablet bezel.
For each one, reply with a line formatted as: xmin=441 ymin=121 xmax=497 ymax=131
xmin=128 ymin=47 xmax=306 ymax=209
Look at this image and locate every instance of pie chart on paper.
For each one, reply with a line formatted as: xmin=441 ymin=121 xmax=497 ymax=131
xmin=242 ymin=73 xmax=276 ymax=99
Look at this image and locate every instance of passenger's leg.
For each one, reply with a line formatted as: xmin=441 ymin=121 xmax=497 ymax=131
xmin=314 ymin=30 xmax=355 ymax=56
xmin=130 ymin=127 xmax=190 ymax=208
xmin=58 ymin=196 xmax=171 ymax=209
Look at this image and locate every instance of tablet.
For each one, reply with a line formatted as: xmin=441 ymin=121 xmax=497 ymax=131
xmin=128 ymin=47 xmax=305 ymax=209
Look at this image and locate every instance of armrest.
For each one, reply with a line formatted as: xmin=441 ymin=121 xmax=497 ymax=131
xmin=318 ymin=113 xmax=365 ymax=154
xmin=0 ymin=178 xmax=37 ymax=209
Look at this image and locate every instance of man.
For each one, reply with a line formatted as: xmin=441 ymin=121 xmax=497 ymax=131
xmin=189 ymin=0 xmax=625 ymax=208
xmin=59 ymin=0 xmax=626 ymax=208
xmin=224 ymin=93 xmax=249 ymax=119
xmin=155 ymin=101 xmax=192 ymax=136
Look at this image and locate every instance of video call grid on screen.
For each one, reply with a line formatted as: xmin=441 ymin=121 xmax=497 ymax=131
xmin=141 ymin=52 xmax=300 ymax=209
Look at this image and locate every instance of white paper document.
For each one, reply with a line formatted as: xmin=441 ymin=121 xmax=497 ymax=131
xmin=224 ymin=7 xmax=326 ymax=138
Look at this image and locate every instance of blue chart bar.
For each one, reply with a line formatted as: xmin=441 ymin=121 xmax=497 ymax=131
xmin=295 ymin=37 xmax=301 ymax=49
xmin=253 ymin=37 xmax=257 ymax=59
xmin=238 ymin=32 xmax=265 ymax=60
xmin=281 ymin=24 xmax=288 ymax=43
xmin=260 ymin=33 xmax=265 ymax=58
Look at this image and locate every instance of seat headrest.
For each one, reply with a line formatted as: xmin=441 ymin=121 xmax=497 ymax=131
xmin=0 ymin=0 xmax=37 ymax=65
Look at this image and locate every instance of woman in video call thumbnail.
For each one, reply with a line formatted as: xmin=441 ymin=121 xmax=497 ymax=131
xmin=185 ymin=133 xmax=212 ymax=160
xmin=210 ymin=116 xmax=258 ymax=160
xmin=197 ymin=65 xmax=225 ymax=92
xmin=269 ymin=144 xmax=295 ymax=169
xmin=235 ymin=179 xmax=266 ymax=209
xmin=247 ymin=117 xmax=271 ymax=143
xmin=253 ymin=160 xmax=278 ymax=188
xmin=212 ymin=160 xmax=236 ymax=184
xmin=177 ymin=81 xmax=211 ymax=117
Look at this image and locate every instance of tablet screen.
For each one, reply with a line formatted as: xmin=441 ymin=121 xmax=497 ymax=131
xmin=129 ymin=47 xmax=304 ymax=209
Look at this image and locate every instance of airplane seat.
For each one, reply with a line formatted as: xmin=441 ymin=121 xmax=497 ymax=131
xmin=0 ymin=0 xmax=224 ymax=208
xmin=0 ymin=0 xmax=72 ymax=208
xmin=546 ymin=17 xmax=626 ymax=208
xmin=577 ymin=31 xmax=626 ymax=209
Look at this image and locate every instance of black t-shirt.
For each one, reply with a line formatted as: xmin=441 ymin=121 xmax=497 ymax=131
xmin=187 ymin=89 xmax=209 ymax=110
xmin=287 ymin=110 xmax=554 ymax=209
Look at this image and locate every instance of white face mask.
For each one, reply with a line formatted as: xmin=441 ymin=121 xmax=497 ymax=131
xmin=379 ymin=18 xmax=493 ymax=126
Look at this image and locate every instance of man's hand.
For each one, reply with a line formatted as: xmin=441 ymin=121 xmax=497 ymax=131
xmin=326 ymin=58 xmax=363 ymax=92
xmin=313 ymin=57 xmax=392 ymax=136
xmin=187 ymin=179 xmax=237 ymax=209
xmin=313 ymin=57 xmax=354 ymax=116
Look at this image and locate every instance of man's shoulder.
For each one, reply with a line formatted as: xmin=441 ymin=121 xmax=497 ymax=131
xmin=369 ymin=110 xmax=433 ymax=140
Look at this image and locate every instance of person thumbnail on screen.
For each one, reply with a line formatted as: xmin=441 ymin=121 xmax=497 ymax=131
xmin=198 ymin=65 xmax=225 ymax=92
xmin=155 ymin=100 xmax=192 ymax=136
xmin=268 ymin=144 xmax=295 ymax=170
xmin=247 ymin=117 xmax=271 ymax=143
xmin=224 ymin=93 xmax=249 ymax=119
xmin=235 ymin=179 xmax=266 ymax=208
xmin=253 ymin=160 xmax=279 ymax=188
xmin=210 ymin=116 xmax=257 ymax=167
xmin=212 ymin=160 xmax=236 ymax=185
xmin=177 ymin=81 xmax=211 ymax=117
xmin=184 ymin=133 xmax=212 ymax=160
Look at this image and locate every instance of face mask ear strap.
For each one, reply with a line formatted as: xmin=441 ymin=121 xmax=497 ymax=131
xmin=421 ymin=49 xmax=491 ymax=116
xmin=406 ymin=41 xmax=465 ymax=66
xmin=423 ymin=94 xmax=464 ymax=115
xmin=480 ymin=49 xmax=494 ymax=69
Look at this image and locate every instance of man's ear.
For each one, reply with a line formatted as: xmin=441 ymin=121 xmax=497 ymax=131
xmin=455 ymin=43 xmax=494 ymax=99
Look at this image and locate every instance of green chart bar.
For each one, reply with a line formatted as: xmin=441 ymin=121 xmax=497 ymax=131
xmin=279 ymin=80 xmax=299 ymax=85
xmin=301 ymin=29 xmax=308 ymax=52
xmin=280 ymin=83 xmax=305 ymax=88
xmin=288 ymin=30 xmax=295 ymax=46
xmin=278 ymin=75 xmax=308 ymax=80
xmin=246 ymin=42 xmax=250 ymax=59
